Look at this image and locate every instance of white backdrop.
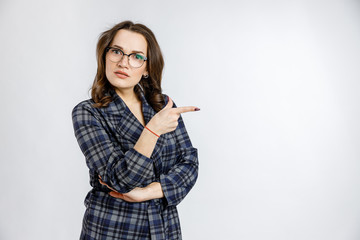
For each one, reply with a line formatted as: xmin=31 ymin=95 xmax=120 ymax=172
xmin=1 ymin=0 xmax=360 ymax=239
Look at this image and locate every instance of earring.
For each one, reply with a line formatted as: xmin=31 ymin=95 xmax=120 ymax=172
xmin=143 ymin=74 xmax=149 ymax=78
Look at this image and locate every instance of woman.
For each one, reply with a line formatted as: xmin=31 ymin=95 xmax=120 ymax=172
xmin=71 ymin=20 xmax=200 ymax=240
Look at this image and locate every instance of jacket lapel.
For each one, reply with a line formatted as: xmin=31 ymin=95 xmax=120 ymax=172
xmin=105 ymin=86 xmax=155 ymax=124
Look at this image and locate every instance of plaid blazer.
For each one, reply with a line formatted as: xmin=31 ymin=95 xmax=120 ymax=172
xmin=71 ymin=86 xmax=199 ymax=240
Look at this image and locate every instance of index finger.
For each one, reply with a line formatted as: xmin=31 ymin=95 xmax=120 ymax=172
xmin=173 ymin=106 xmax=200 ymax=114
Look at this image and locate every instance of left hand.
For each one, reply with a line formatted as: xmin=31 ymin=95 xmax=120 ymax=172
xmin=98 ymin=175 xmax=149 ymax=202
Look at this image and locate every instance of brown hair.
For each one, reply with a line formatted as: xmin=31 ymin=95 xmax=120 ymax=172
xmin=90 ymin=20 xmax=165 ymax=112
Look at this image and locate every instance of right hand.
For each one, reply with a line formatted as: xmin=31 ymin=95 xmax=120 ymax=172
xmin=147 ymin=96 xmax=199 ymax=135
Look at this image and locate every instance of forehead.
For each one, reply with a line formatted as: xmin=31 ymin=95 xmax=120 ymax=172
xmin=111 ymin=29 xmax=147 ymax=54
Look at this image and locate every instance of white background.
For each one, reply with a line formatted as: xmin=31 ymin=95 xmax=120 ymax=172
xmin=1 ymin=0 xmax=360 ymax=239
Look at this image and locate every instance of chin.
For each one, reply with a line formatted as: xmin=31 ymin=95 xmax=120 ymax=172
xmin=109 ymin=80 xmax=136 ymax=90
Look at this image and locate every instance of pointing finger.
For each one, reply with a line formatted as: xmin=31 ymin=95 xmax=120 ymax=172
xmin=174 ymin=106 xmax=200 ymax=114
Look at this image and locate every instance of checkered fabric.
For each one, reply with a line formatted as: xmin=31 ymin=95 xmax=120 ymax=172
xmin=72 ymin=86 xmax=199 ymax=240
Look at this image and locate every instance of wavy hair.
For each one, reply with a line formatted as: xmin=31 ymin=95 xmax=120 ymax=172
xmin=90 ymin=20 xmax=165 ymax=112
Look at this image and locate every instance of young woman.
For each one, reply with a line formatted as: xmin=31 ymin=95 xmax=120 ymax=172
xmin=72 ymin=20 xmax=200 ymax=240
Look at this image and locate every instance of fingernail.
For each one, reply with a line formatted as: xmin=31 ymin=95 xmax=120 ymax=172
xmin=194 ymin=108 xmax=200 ymax=111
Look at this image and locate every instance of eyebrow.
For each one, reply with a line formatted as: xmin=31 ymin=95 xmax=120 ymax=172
xmin=111 ymin=45 xmax=145 ymax=55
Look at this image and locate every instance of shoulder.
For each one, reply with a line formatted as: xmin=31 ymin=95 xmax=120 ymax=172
xmin=71 ymin=98 xmax=97 ymax=117
xmin=71 ymin=98 xmax=108 ymax=129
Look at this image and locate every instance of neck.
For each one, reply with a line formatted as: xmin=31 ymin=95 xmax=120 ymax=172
xmin=115 ymin=87 xmax=139 ymax=104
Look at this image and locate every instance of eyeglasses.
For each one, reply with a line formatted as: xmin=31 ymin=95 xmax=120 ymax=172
xmin=105 ymin=46 xmax=147 ymax=68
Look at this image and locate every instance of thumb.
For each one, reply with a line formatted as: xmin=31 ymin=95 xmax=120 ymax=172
xmin=162 ymin=95 xmax=173 ymax=110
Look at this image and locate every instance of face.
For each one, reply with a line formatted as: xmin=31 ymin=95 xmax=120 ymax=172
xmin=105 ymin=29 xmax=148 ymax=92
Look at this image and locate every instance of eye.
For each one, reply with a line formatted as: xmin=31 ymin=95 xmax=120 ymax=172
xmin=111 ymin=49 xmax=122 ymax=55
xmin=135 ymin=54 xmax=144 ymax=60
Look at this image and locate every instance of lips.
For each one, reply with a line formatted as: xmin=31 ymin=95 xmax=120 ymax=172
xmin=114 ymin=70 xmax=129 ymax=77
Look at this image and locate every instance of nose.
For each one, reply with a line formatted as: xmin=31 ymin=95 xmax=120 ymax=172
xmin=117 ymin=55 xmax=129 ymax=68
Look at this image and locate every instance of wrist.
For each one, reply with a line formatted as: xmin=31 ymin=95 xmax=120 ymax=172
xmin=146 ymin=182 xmax=164 ymax=199
xmin=145 ymin=123 xmax=161 ymax=137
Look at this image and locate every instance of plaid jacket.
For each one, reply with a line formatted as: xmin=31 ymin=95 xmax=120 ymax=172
xmin=71 ymin=86 xmax=199 ymax=240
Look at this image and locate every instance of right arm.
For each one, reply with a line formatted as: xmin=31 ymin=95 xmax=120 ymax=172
xmin=71 ymin=102 xmax=159 ymax=193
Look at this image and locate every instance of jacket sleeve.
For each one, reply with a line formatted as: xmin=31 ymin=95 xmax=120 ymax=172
xmin=71 ymin=101 xmax=155 ymax=193
xmin=159 ymin=99 xmax=199 ymax=207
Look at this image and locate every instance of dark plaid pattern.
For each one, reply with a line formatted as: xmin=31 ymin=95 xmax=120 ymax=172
xmin=72 ymin=86 xmax=199 ymax=239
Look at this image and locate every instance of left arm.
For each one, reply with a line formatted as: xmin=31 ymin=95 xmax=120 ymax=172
xmin=158 ymin=99 xmax=199 ymax=207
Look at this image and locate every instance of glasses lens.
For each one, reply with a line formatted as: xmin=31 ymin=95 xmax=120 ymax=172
xmin=129 ymin=54 xmax=145 ymax=68
xmin=108 ymin=48 xmax=123 ymax=62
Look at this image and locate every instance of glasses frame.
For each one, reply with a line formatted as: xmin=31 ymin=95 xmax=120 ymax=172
xmin=105 ymin=46 xmax=148 ymax=68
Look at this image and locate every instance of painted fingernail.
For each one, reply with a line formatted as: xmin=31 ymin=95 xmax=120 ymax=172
xmin=194 ymin=108 xmax=200 ymax=111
